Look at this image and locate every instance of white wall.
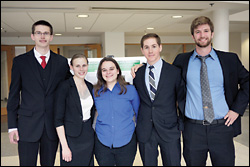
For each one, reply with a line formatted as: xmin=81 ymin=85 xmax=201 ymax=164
xmin=229 ymin=32 xmax=241 ymax=57
xmin=241 ymin=33 xmax=249 ymax=71
xmin=102 ymin=32 xmax=125 ymax=57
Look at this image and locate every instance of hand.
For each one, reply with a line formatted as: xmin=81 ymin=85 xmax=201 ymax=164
xmin=131 ymin=64 xmax=143 ymax=78
xmin=62 ymin=146 xmax=72 ymax=162
xmin=224 ymin=110 xmax=239 ymax=126
xmin=9 ymin=130 xmax=19 ymax=144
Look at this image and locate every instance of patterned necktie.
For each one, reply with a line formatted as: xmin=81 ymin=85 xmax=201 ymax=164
xmin=40 ymin=56 xmax=47 ymax=69
xmin=149 ymin=65 xmax=157 ymax=101
xmin=197 ymin=55 xmax=214 ymax=123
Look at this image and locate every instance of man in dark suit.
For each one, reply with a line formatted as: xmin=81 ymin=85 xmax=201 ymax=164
xmin=133 ymin=33 xmax=184 ymax=166
xmin=7 ymin=20 xmax=71 ymax=166
xmin=173 ymin=16 xmax=249 ymax=166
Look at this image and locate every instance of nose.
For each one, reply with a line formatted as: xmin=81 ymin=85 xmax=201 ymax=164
xmin=41 ymin=33 xmax=45 ymax=39
xmin=149 ymin=47 xmax=153 ymax=53
xmin=200 ymin=32 xmax=205 ymax=37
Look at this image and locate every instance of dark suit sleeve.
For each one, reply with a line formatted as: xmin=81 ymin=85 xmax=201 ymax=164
xmin=175 ymin=68 xmax=185 ymax=131
xmin=230 ymin=54 xmax=249 ymax=116
xmin=54 ymin=81 xmax=69 ymax=128
xmin=7 ymin=57 xmax=22 ymax=129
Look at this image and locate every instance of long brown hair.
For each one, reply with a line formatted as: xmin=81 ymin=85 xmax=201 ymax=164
xmin=94 ymin=57 xmax=129 ymax=97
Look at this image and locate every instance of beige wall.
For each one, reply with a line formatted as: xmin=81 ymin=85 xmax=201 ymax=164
xmin=241 ymin=33 xmax=249 ymax=71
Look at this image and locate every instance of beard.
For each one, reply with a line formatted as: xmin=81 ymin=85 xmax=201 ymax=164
xmin=195 ymin=38 xmax=212 ymax=48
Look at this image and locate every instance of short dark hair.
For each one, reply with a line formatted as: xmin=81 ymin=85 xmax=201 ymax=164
xmin=140 ymin=33 xmax=161 ymax=48
xmin=191 ymin=16 xmax=214 ymax=35
xmin=70 ymin=53 xmax=88 ymax=66
xmin=32 ymin=20 xmax=53 ymax=35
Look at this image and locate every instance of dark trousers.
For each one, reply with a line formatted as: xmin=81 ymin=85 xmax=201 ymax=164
xmin=94 ymin=132 xmax=137 ymax=166
xmin=18 ymin=128 xmax=58 ymax=166
xmin=183 ymin=121 xmax=235 ymax=166
xmin=138 ymin=127 xmax=181 ymax=166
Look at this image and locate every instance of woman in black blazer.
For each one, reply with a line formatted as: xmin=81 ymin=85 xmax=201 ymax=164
xmin=54 ymin=53 xmax=95 ymax=166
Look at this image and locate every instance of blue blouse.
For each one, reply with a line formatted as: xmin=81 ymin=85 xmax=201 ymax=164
xmin=93 ymin=82 xmax=140 ymax=148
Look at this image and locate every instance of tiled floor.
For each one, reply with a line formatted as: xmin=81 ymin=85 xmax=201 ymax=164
xmin=1 ymin=109 xmax=249 ymax=166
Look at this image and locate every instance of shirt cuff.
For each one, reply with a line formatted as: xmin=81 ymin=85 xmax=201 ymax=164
xmin=8 ymin=128 xmax=18 ymax=133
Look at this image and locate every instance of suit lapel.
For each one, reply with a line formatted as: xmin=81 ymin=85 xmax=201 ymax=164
xmin=45 ymin=51 xmax=58 ymax=94
xmin=182 ymin=52 xmax=193 ymax=82
xmin=154 ymin=60 xmax=167 ymax=100
xmin=139 ymin=65 xmax=152 ymax=102
xmin=69 ymin=77 xmax=82 ymax=115
xmin=215 ymin=50 xmax=228 ymax=90
xmin=27 ymin=49 xmax=44 ymax=87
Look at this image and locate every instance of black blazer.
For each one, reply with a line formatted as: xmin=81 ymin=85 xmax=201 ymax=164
xmin=173 ymin=49 xmax=249 ymax=137
xmin=54 ymin=77 xmax=95 ymax=137
xmin=7 ymin=48 xmax=71 ymax=142
xmin=133 ymin=59 xmax=185 ymax=143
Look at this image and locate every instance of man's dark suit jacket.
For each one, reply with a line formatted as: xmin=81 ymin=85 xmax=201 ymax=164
xmin=173 ymin=49 xmax=249 ymax=137
xmin=7 ymin=48 xmax=71 ymax=142
xmin=54 ymin=77 xmax=95 ymax=137
xmin=133 ymin=59 xmax=184 ymax=143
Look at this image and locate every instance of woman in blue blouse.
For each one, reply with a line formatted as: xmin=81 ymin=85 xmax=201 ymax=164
xmin=93 ymin=57 xmax=140 ymax=166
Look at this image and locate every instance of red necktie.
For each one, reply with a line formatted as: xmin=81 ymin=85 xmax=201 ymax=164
xmin=40 ymin=56 xmax=47 ymax=69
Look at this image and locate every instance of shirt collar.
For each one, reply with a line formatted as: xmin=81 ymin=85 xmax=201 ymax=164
xmin=100 ymin=82 xmax=120 ymax=92
xmin=146 ymin=58 xmax=162 ymax=70
xmin=191 ymin=47 xmax=216 ymax=61
xmin=33 ymin=47 xmax=50 ymax=60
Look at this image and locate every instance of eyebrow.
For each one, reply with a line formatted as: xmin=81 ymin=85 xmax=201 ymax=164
xmin=102 ymin=66 xmax=115 ymax=70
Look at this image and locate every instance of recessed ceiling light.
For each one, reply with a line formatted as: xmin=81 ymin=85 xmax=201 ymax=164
xmin=172 ymin=16 xmax=183 ymax=19
xmin=77 ymin=14 xmax=89 ymax=18
xmin=74 ymin=27 xmax=82 ymax=30
xmin=1 ymin=28 xmax=3 ymax=30
xmin=55 ymin=34 xmax=62 ymax=36
xmin=147 ymin=27 xmax=154 ymax=30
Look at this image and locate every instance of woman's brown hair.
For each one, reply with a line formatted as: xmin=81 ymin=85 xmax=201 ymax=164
xmin=94 ymin=57 xmax=129 ymax=97
xmin=70 ymin=53 xmax=88 ymax=66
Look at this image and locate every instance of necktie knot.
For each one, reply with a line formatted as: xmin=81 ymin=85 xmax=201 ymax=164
xmin=40 ymin=56 xmax=46 ymax=60
xmin=149 ymin=65 xmax=154 ymax=70
xmin=40 ymin=56 xmax=47 ymax=69
xmin=197 ymin=55 xmax=210 ymax=63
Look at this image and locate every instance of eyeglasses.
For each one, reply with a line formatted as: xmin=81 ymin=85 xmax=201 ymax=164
xmin=34 ymin=31 xmax=51 ymax=36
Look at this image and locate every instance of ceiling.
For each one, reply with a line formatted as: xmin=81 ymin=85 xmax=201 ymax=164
xmin=1 ymin=1 xmax=249 ymax=38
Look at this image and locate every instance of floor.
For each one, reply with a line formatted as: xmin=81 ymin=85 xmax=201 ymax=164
xmin=1 ymin=106 xmax=249 ymax=166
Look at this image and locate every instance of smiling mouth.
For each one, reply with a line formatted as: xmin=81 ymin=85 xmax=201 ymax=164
xmin=39 ymin=40 xmax=47 ymax=43
xmin=199 ymin=38 xmax=207 ymax=42
xmin=106 ymin=75 xmax=113 ymax=78
xmin=80 ymin=72 xmax=85 ymax=74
